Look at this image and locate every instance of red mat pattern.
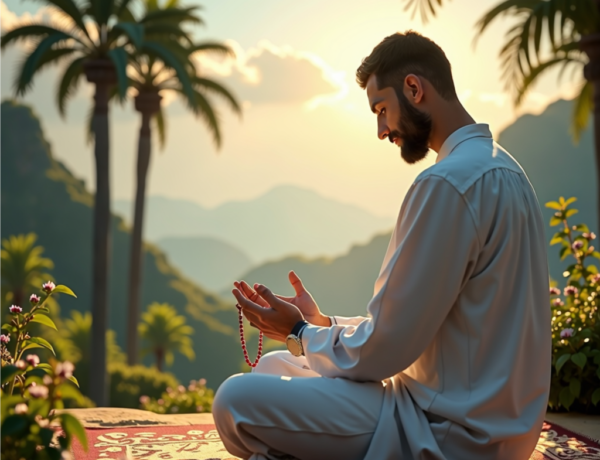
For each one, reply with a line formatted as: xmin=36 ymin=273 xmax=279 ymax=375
xmin=71 ymin=420 xmax=599 ymax=459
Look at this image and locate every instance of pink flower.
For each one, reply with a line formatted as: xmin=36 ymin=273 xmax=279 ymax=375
xmin=572 ymin=240 xmax=584 ymax=251
xmin=564 ymin=286 xmax=579 ymax=297
xmin=29 ymin=294 xmax=40 ymax=304
xmin=157 ymin=399 xmax=164 ymax=405
xmin=15 ymin=360 xmax=27 ymax=370
xmin=139 ymin=395 xmax=150 ymax=404
xmin=42 ymin=281 xmax=55 ymax=292
xmin=14 ymin=403 xmax=28 ymax=414
xmin=56 ymin=361 xmax=74 ymax=379
xmin=0 ymin=334 xmax=10 ymax=344
xmin=196 ymin=405 xmax=204 ymax=413
xmin=29 ymin=385 xmax=49 ymax=398
xmin=9 ymin=305 xmax=22 ymax=314
xmin=552 ymin=298 xmax=564 ymax=307
xmin=26 ymin=354 xmax=40 ymax=367
xmin=549 ymin=287 xmax=561 ymax=296
xmin=560 ymin=328 xmax=574 ymax=339
xmin=178 ymin=385 xmax=186 ymax=393
xmin=591 ymin=274 xmax=600 ymax=285
xmin=583 ymin=232 xmax=597 ymax=240
xmin=199 ymin=378 xmax=207 ymax=386
xmin=43 ymin=375 xmax=53 ymax=385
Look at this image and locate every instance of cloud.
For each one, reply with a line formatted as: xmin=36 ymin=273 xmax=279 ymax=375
xmin=195 ymin=40 xmax=347 ymax=109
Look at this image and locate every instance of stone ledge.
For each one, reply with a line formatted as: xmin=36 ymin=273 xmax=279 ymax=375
xmin=64 ymin=408 xmax=599 ymax=441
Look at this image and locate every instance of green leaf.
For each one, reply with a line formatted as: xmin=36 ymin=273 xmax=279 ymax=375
xmin=564 ymin=197 xmax=577 ymax=207
xmin=1 ymin=323 xmax=15 ymax=333
xmin=1 ymin=414 xmax=28 ymax=436
xmin=555 ymin=353 xmax=571 ymax=374
xmin=559 ymin=386 xmax=575 ymax=410
xmin=1 ymin=365 xmax=22 ymax=384
xmin=560 ymin=246 xmax=572 ymax=261
xmin=39 ymin=427 xmax=55 ymax=448
xmin=592 ymin=388 xmax=600 ymax=406
xmin=593 ymin=252 xmax=600 ymax=260
xmin=113 ymin=22 xmax=144 ymax=48
xmin=569 ymin=378 xmax=581 ymax=398
xmin=19 ymin=343 xmax=44 ymax=353
xmin=565 ymin=209 xmax=579 ymax=218
xmin=52 ymin=285 xmax=77 ymax=298
xmin=549 ymin=236 xmax=564 ymax=246
xmin=545 ymin=201 xmax=562 ymax=210
xmin=107 ymin=47 xmax=129 ymax=99
xmin=29 ymin=314 xmax=58 ymax=330
xmin=574 ymin=224 xmax=590 ymax=232
xmin=35 ymin=363 xmax=53 ymax=374
xmin=69 ymin=375 xmax=80 ymax=387
xmin=57 ymin=382 xmax=84 ymax=403
xmin=60 ymin=413 xmax=88 ymax=451
xmin=571 ymin=352 xmax=587 ymax=370
xmin=550 ymin=216 xmax=563 ymax=227
xmin=28 ymin=337 xmax=55 ymax=356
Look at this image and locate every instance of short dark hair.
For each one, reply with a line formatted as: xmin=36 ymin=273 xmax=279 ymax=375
xmin=356 ymin=31 xmax=457 ymax=101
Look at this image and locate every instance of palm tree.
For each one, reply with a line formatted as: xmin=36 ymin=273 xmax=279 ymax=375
xmin=123 ymin=0 xmax=241 ymax=366
xmin=403 ymin=0 xmax=600 ymax=232
xmin=0 ymin=0 xmax=204 ymax=406
xmin=138 ymin=302 xmax=195 ymax=371
xmin=0 ymin=233 xmax=54 ymax=308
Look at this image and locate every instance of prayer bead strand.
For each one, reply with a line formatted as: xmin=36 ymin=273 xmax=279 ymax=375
xmin=237 ymin=304 xmax=263 ymax=367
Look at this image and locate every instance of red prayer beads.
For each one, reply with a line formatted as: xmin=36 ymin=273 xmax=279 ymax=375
xmin=237 ymin=304 xmax=263 ymax=367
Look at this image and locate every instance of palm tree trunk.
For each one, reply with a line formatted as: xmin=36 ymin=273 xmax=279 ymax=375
xmin=580 ymin=33 xmax=600 ymax=235
xmin=156 ymin=348 xmax=164 ymax=372
xmin=126 ymin=91 xmax=162 ymax=365
xmin=84 ymin=59 xmax=116 ymax=407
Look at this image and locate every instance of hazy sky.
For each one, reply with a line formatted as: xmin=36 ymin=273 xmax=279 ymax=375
xmin=1 ymin=0 xmax=581 ymax=217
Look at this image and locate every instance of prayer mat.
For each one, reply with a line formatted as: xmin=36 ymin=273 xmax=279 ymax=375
xmin=71 ymin=420 xmax=599 ymax=460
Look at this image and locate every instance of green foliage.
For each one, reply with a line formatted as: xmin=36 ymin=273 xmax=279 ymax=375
xmin=140 ymin=378 xmax=214 ymax=414
xmin=108 ymin=362 xmax=179 ymax=408
xmin=138 ymin=302 xmax=195 ymax=371
xmin=545 ymin=197 xmax=600 ymax=413
xmin=1 ymin=234 xmax=54 ymax=309
xmin=1 ymin=281 xmax=89 ymax=459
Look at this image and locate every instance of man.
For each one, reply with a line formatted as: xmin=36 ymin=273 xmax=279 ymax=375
xmin=213 ymin=30 xmax=551 ymax=460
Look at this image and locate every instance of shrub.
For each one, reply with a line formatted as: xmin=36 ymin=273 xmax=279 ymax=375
xmin=546 ymin=197 xmax=600 ymax=413
xmin=108 ymin=362 xmax=179 ymax=408
xmin=140 ymin=378 xmax=214 ymax=414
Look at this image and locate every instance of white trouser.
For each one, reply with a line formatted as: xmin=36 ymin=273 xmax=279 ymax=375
xmin=213 ymin=350 xmax=386 ymax=460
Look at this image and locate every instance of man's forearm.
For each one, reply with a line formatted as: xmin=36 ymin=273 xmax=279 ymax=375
xmin=306 ymin=313 xmax=332 ymax=327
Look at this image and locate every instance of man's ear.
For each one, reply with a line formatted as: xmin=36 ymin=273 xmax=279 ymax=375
xmin=403 ymin=74 xmax=424 ymax=104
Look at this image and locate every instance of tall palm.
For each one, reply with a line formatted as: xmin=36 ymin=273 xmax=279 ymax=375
xmin=0 ymin=0 xmax=201 ymax=405
xmin=0 ymin=233 xmax=54 ymax=308
xmin=123 ymin=0 xmax=241 ymax=365
xmin=138 ymin=302 xmax=195 ymax=371
xmin=404 ymin=0 xmax=600 ymax=232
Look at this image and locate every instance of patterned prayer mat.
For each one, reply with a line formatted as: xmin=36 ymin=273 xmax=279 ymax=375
xmin=71 ymin=420 xmax=599 ymax=460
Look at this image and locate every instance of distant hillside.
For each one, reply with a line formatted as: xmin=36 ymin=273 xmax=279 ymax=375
xmin=498 ymin=98 xmax=597 ymax=281
xmin=0 ymin=100 xmax=244 ymax=390
xmin=113 ymin=186 xmax=394 ymax=263
xmin=228 ymin=232 xmax=391 ymax=317
xmin=157 ymin=236 xmax=254 ymax=292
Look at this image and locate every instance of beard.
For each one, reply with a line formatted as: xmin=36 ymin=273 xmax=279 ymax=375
xmin=390 ymin=88 xmax=432 ymax=164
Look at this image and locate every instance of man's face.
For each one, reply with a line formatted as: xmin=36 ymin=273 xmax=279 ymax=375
xmin=366 ymin=74 xmax=432 ymax=164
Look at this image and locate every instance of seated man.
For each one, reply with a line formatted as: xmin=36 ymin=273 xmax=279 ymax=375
xmin=213 ymin=31 xmax=551 ymax=460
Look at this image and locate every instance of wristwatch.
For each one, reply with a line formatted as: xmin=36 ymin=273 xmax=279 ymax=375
xmin=286 ymin=320 xmax=308 ymax=357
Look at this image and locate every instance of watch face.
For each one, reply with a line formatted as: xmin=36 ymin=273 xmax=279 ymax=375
xmin=286 ymin=335 xmax=303 ymax=357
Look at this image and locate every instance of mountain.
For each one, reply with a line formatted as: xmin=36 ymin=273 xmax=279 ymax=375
xmin=0 ymin=100 xmax=245 ymax=390
xmin=156 ymin=236 xmax=254 ymax=292
xmin=497 ymin=98 xmax=597 ymax=281
xmin=113 ymin=186 xmax=394 ymax=263
xmin=225 ymin=232 xmax=392 ymax=317
xmin=236 ymin=98 xmax=598 ymax=314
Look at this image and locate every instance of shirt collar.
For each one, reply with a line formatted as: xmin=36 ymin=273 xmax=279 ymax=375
xmin=436 ymin=123 xmax=492 ymax=163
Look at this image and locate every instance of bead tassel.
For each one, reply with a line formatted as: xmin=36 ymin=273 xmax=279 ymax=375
xmin=237 ymin=304 xmax=263 ymax=367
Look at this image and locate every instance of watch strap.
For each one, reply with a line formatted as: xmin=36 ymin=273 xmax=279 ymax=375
xmin=290 ymin=320 xmax=309 ymax=337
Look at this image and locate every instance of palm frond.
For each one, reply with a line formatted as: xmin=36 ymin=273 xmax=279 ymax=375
xmin=570 ymin=80 xmax=592 ymax=145
xmin=192 ymin=77 xmax=241 ymax=117
xmin=14 ymin=33 xmax=72 ymax=96
xmin=57 ymin=56 xmax=85 ymax=116
xmin=185 ymin=87 xmax=222 ymax=149
xmin=107 ymin=46 xmax=131 ymax=99
xmin=143 ymin=23 xmax=194 ymax=45
xmin=154 ymin=106 xmax=167 ymax=150
xmin=141 ymin=7 xmax=204 ymax=26
xmin=402 ymin=0 xmax=446 ymax=24
xmin=111 ymin=22 xmax=145 ymax=48
xmin=1 ymin=24 xmax=83 ymax=49
xmin=30 ymin=0 xmax=91 ymax=41
xmin=90 ymin=0 xmax=116 ymax=26
xmin=188 ymin=42 xmax=234 ymax=57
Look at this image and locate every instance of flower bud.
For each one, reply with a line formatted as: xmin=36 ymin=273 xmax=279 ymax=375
xmin=549 ymin=287 xmax=561 ymax=296
xmin=56 ymin=361 xmax=75 ymax=379
xmin=563 ymin=286 xmax=579 ymax=297
xmin=15 ymin=360 xmax=27 ymax=370
xmin=14 ymin=403 xmax=28 ymax=414
xmin=42 ymin=281 xmax=55 ymax=293
xmin=29 ymin=385 xmax=49 ymax=398
xmin=26 ymin=354 xmax=40 ymax=367
xmin=572 ymin=240 xmax=584 ymax=251
xmin=0 ymin=334 xmax=10 ymax=344
xmin=9 ymin=305 xmax=22 ymax=314
xmin=552 ymin=298 xmax=564 ymax=307
xmin=139 ymin=395 xmax=150 ymax=405
xmin=29 ymin=294 xmax=40 ymax=305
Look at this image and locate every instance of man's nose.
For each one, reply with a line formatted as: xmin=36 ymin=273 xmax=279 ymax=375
xmin=378 ymin=121 xmax=389 ymax=141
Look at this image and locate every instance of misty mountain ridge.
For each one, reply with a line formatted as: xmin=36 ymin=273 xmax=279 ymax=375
xmin=113 ymin=184 xmax=395 ymax=263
